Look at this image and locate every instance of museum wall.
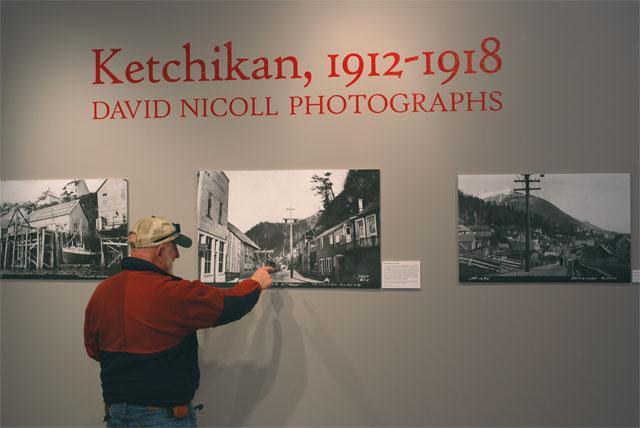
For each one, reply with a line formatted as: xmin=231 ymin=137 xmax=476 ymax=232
xmin=1 ymin=2 xmax=638 ymax=427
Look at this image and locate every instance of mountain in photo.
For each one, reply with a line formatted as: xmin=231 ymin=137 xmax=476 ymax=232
xmin=245 ymin=212 xmax=321 ymax=255
xmin=477 ymin=187 xmax=513 ymax=204
xmin=245 ymin=169 xmax=381 ymax=254
xmin=461 ymin=190 xmax=612 ymax=234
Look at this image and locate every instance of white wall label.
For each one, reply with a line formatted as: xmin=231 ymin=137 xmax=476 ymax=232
xmin=382 ymin=261 xmax=421 ymax=289
xmin=633 ymin=270 xmax=640 ymax=283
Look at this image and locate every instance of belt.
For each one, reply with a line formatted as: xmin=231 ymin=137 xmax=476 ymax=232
xmin=104 ymin=403 xmax=194 ymax=419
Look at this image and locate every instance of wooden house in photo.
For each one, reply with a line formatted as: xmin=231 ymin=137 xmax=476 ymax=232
xmin=1 ymin=208 xmax=31 ymax=267
xmin=2 ymin=201 xmax=95 ymax=270
xmin=296 ymin=231 xmax=315 ymax=276
xmin=303 ymin=199 xmax=380 ymax=285
xmin=94 ymin=179 xmax=128 ymax=269
xmin=28 ymin=200 xmax=89 ymax=235
xmin=458 ymin=224 xmax=493 ymax=258
xmin=95 ymin=179 xmax=128 ymax=232
xmin=458 ymin=225 xmax=475 ymax=251
xmin=61 ymin=179 xmax=90 ymax=199
xmin=197 ymin=171 xmax=229 ymax=283
xmin=1 ymin=207 xmax=29 ymax=236
xmin=27 ymin=200 xmax=97 ymax=265
xmin=226 ymin=222 xmax=260 ymax=280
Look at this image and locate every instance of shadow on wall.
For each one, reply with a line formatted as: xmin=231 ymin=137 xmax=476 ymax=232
xmin=302 ymin=301 xmax=383 ymax=427
xmin=195 ymin=291 xmax=306 ymax=426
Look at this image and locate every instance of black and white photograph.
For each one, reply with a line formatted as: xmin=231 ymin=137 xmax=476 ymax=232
xmin=458 ymin=173 xmax=631 ymax=283
xmin=197 ymin=169 xmax=381 ymax=288
xmin=1 ymin=178 xmax=129 ymax=279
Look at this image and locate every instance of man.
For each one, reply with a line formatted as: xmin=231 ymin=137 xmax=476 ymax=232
xmin=84 ymin=216 xmax=273 ymax=427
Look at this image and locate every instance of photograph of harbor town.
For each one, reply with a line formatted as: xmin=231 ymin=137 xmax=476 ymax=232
xmin=458 ymin=174 xmax=631 ymax=283
xmin=1 ymin=179 xmax=128 ymax=279
xmin=197 ymin=169 xmax=381 ymax=288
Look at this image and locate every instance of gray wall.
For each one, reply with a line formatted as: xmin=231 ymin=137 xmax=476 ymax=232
xmin=1 ymin=2 xmax=638 ymax=427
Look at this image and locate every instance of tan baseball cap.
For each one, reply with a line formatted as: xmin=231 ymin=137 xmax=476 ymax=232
xmin=128 ymin=216 xmax=192 ymax=248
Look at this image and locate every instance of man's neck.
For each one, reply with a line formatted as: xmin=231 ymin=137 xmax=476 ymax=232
xmin=122 ymin=257 xmax=177 ymax=278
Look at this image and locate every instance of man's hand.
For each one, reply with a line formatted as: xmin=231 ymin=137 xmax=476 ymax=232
xmin=250 ymin=266 xmax=275 ymax=290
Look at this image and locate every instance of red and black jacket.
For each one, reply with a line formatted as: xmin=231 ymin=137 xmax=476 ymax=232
xmin=84 ymin=257 xmax=261 ymax=407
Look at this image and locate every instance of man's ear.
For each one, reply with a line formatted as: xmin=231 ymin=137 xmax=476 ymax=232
xmin=154 ymin=244 xmax=165 ymax=259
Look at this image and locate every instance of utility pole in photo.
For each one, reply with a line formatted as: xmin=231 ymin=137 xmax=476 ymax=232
xmin=515 ymin=174 xmax=542 ymax=272
xmin=284 ymin=207 xmax=297 ymax=279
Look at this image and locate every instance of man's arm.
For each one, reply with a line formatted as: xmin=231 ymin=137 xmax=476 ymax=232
xmin=159 ymin=266 xmax=274 ymax=334
xmin=216 ymin=266 xmax=274 ymax=325
xmin=83 ymin=296 xmax=100 ymax=361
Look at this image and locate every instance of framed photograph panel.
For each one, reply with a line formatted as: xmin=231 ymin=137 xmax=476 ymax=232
xmin=197 ymin=169 xmax=381 ymax=289
xmin=1 ymin=178 xmax=129 ymax=279
xmin=458 ymin=173 xmax=631 ymax=283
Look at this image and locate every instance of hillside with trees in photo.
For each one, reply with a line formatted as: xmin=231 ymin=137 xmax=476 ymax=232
xmin=245 ymin=170 xmax=380 ymax=255
xmin=458 ymin=190 xmax=611 ymax=236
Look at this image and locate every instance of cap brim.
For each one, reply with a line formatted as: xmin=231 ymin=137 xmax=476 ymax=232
xmin=174 ymin=234 xmax=192 ymax=248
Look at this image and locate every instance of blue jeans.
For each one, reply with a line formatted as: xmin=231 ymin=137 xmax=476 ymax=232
xmin=105 ymin=403 xmax=196 ymax=427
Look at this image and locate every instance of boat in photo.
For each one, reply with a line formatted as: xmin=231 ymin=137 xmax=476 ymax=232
xmin=62 ymin=246 xmax=99 ymax=265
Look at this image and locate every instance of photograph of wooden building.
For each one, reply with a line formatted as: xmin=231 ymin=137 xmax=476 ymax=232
xmin=61 ymin=179 xmax=89 ymax=199
xmin=458 ymin=174 xmax=631 ymax=282
xmin=96 ymin=178 xmax=127 ymax=231
xmin=28 ymin=199 xmax=89 ymax=235
xmin=95 ymin=178 xmax=129 ymax=270
xmin=0 ymin=178 xmax=129 ymax=279
xmin=226 ymin=222 xmax=261 ymax=281
xmin=298 ymin=197 xmax=381 ymax=287
xmin=196 ymin=171 xmax=229 ymax=284
xmin=199 ymin=169 xmax=381 ymax=289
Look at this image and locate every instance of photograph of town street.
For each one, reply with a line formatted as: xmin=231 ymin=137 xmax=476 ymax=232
xmin=197 ymin=169 xmax=381 ymax=288
xmin=458 ymin=174 xmax=631 ymax=283
xmin=1 ymin=178 xmax=128 ymax=279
